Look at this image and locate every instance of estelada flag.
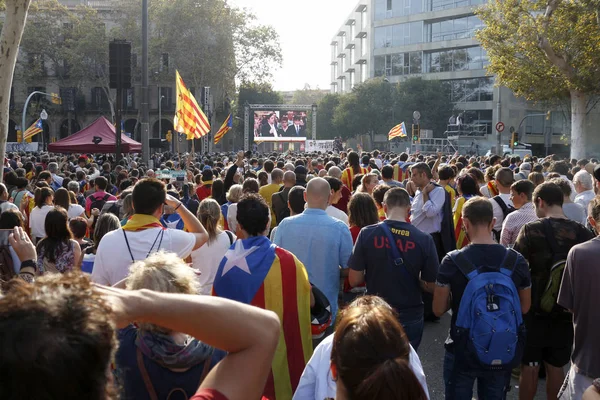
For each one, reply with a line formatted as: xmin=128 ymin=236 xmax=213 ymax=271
xmin=453 ymin=195 xmax=473 ymax=249
xmin=214 ymin=114 xmax=232 ymax=145
xmin=212 ymin=236 xmax=312 ymax=400
xmin=23 ymin=119 xmax=43 ymax=141
xmin=388 ymin=121 xmax=408 ymax=140
xmin=175 ymin=70 xmax=210 ymax=140
xmin=393 ymin=161 xmax=414 ymax=182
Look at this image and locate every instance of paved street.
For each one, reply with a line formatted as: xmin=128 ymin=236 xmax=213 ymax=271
xmin=419 ymin=314 xmax=546 ymax=399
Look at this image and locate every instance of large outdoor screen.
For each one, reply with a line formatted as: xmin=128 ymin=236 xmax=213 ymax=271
xmin=253 ymin=110 xmax=308 ymax=140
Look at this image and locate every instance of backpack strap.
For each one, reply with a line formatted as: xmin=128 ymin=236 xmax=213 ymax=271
xmin=492 ymin=196 xmax=509 ymax=217
xmin=448 ymin=249 xmax=479 ymax=280
xmin=225 ymin=230 xmax=234 ymax=245
xmin=136 ymin=347 xmax=159 ymax=400
xmin=102 ymin=193 xmax=110 ymax=202
xmin=379 ymin=222 xmax=419 ymax=284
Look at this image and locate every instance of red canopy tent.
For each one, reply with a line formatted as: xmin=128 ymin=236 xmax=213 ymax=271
xmin=48 ymin=116 xmax=142 ymax=154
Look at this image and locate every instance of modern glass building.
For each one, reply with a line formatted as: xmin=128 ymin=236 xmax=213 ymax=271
xmin=331 ymin=0 xmax=572 ymax=155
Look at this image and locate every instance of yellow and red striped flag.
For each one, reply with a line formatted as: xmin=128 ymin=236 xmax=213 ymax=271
xmin=214 ymin=114 xmax=232 ymax=145
xmin=175 ymin=70 xmax=210 ymax=140
xmin=388 ymin=121 xmax=408 ymax=140
xmin=23 ymin=119 xmax=43 ymax=141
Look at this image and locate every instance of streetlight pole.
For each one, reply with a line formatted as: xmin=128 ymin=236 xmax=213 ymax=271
xmin=141 ymin=0 xmax=150 ymax=165
xmin=158 ymin=93 xmax=164 ymax=142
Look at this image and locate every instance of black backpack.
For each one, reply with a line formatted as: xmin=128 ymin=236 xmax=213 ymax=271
xmin=90 ymin=193 xmax=110 ymax=213
xmin=274 ymin=191 xmax=290 ymax=223
xmin=492 ymin=196 xmax=516 ymax=242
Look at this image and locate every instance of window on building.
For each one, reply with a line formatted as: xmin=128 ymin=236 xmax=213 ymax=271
xmin=341 ymin=33 xmax=346 ymax=49
xmin=123 ymin=88 xmax=135 ymax=110
xmin=350 ymin=47 xmax=356 ymax=64
xmin=360 ymin=63 xmax=367 ymax=82
xmin=160 ymin=53 xmax=169 ymax=72
xmin=334 ymin=63 xmax=339 ymax=78
xmin=160 ymin=87 xmax=173 ymax=109
xmin=361 ymin=35 xmax=367 ymax=56
xmin=91 ymin=87 xmax=110 ymax=110
xmin=341 ymin=55 xmax=346 ymax=72
xmin=351 ymin=22 xmax=356 ymax=38
xmin=445 ymin=77 xmax=494 ymax=103
xmin=350 ymin=71 xmax=356 ymax=88
xmin=361 ymin=8 xmax=368 ymax=29
xmin=341 ymin=78 xmax=346 ymax=93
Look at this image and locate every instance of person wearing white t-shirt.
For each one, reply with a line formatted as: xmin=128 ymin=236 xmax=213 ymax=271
xmin=29 ymin=187 xmax=55 ymax=243
xmin=191 ymin=199 xmax=237 ymax=295
xmin=92 ymin=178 xmax=209 ymax=286
xmin=490 ymin=168 xmax=515 ymax=242
xmin=293 ymin=296 xmax=430 ymax=400
xmin=324 ymin=176 xmax=349 ymax=225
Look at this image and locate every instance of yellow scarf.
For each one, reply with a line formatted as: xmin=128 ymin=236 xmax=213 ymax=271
xmin=202 ymin=180 xmax=213 ymax=186
xmin=122 ymin=214 xmax=164 ymax=232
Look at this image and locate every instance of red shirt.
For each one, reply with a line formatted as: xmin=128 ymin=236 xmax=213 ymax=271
xmin=350 ymin=225 xmax=361 ymax=244
xmin=191 ymin=389 xmax=228 ymax=400
xmin=333 ymin=185 xmax=351 ymax=213
xmin=196 ymin=185 xmax=212 ymax=202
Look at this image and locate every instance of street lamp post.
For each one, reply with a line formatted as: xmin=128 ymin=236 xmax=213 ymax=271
xmin=40 ymin=109 xmax=48 ymax=151
xmin=158 ymin=94 xmax=165 ymax=143
xmin=21 ymin=91 xmax=59 ymax=149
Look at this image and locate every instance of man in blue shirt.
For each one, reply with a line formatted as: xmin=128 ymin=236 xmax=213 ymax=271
xmin=348 ymin=187 xmax=439 ymax=350
xmin=274 ymin=177 xmax=353 ymax=342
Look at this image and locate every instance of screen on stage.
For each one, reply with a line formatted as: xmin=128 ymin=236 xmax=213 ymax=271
xmin=253 ymin=110 xmax=308 ymax=140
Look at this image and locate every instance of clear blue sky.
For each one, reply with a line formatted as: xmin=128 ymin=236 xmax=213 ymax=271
xmin=229 ymin=0 xmax=350 ymax=91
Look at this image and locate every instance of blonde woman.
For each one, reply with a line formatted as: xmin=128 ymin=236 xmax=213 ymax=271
xmin=222 ymin=184 xmax=242 ymax=231
xmin=116 ymin=251 xmax=215 ymax=399
xmin=192 ymin=199 xmax=236 ymax=295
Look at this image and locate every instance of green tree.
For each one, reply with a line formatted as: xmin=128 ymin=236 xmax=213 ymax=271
xmin=316 ymin=93 xmax=340 ymax=140
xmin=236 ymin=81 xmax=282 ymax=149
xmin=476 ymin=0 xmax=600 ymax=158
xmin=393 ymin=78 xmax=453 ymax=137
xmin=333 ymin=78 xmax=394 ymax=140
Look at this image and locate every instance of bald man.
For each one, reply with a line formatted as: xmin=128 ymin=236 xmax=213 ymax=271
xmin=273 ymin=178 xmax=353 ymax=346
xmin=328 ymin=166 xmax=351 ymax=213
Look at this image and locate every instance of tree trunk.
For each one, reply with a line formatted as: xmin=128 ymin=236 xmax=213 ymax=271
xmin=570 ymin=90 xmax=588 ymax=160
xmin=0 ymin=0 xmax=32 ymax=181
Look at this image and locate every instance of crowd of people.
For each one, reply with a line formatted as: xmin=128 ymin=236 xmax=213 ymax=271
xmin=1 ymin=148 xmax=600 ymax=400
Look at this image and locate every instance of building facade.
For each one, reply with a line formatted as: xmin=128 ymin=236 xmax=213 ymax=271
xmin=330 ymin=0 xmax=580 ymax=155
xmin=7 ymin=0 xmax=228 ymax=153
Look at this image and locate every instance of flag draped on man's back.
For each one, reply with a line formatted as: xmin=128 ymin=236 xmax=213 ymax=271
xmin=175 ymin=70 xmax=210 ymax=139
xmin=212 ymin=235 xmax=312 ymax=400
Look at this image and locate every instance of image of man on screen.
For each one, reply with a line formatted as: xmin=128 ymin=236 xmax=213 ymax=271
xmin=289 ymin=115 xmax=305 ymax=137
xmin=260 ymin=113 xmax=279 ymax=137
xmin=278 ymin=118 xmax=290 ymax=137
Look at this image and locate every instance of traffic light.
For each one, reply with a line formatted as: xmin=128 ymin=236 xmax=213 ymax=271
xmin=511 ymin=132 xmax=518 ymax=150
xmin=50 ymin=93 xmax=62 ymax=105
xmin=412 ymin=124 xmax=420 ymax=143
xmin=166 ymin=130 xmax=172 ymax=142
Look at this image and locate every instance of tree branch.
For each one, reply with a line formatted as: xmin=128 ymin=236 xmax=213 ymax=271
xmin=538 ymin=0 xmax=576 ymax=79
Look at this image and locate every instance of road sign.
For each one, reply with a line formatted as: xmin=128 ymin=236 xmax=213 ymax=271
xmin=495 ymin=122 xmax=505 ymax=132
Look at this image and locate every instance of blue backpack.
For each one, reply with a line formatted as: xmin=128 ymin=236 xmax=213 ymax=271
xmin=449 ymin=248 xmax=526 ymax=371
